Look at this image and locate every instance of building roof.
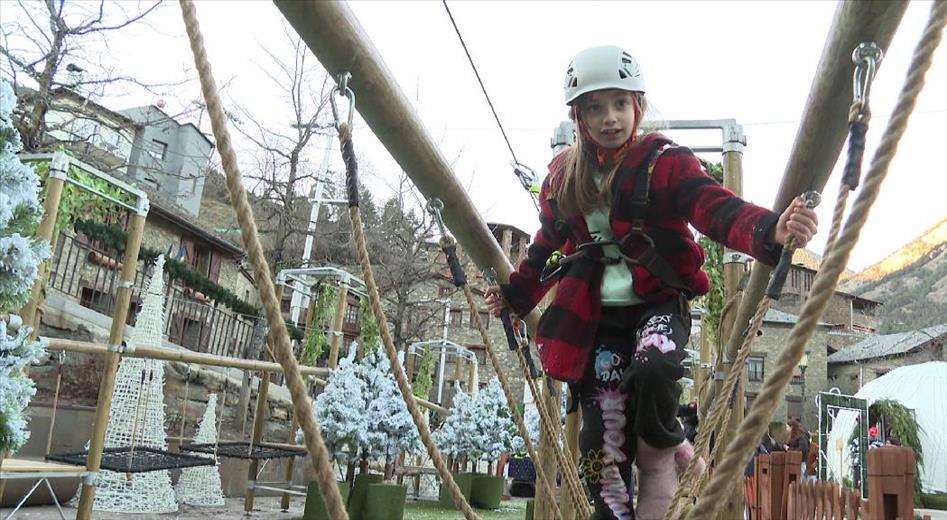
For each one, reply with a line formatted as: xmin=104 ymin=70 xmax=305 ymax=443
xmin=827 ymin=323 xmax=947 ymax=364
xmin=142 ymin=186 xmax=244 ymax=258
xmin=690 ymin=306 xmax=830 ymax=327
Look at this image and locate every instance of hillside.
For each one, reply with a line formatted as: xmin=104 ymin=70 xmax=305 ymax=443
xmin=843 ymin=218 xmax=947 ymax=333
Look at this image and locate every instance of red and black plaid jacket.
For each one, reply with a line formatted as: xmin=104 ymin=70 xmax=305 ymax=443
xmin=501 ymin=134 xmax=783 ymax=383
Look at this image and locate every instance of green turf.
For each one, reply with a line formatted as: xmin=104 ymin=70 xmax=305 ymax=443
xmin=403 ymin=499 xmax=529 ymax=520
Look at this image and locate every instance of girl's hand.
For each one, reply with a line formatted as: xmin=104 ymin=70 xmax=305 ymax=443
xmin=775 ymin=196 xmax=819 ymax=248
xmin=484 ymin=287 xmax=510 ymax=318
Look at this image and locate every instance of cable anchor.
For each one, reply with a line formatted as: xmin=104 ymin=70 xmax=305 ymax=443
xmin=852 ymin=42 xmax=883 ymax=107
xmin=330 ymin=71 xmax=356 ymax=130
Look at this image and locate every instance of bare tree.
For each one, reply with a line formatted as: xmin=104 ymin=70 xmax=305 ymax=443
xmin=0 ymin=0 xmax=168 ymax=151
xmin=227 ymin=29 xmax=335 ymax=276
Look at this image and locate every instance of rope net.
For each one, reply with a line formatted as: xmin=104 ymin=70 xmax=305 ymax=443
xmin=175 ymin=394 xmax=225 ymax=506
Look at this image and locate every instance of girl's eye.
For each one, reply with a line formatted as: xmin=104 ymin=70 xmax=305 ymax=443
xmin=588 ymin=104 xmax=601 ymax=112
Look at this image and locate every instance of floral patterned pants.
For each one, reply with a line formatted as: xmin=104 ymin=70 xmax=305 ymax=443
xmin=577 ymin=295 xmax=691 ymax=520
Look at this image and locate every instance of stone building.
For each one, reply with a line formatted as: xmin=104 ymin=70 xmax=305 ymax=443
xmin=827 ymin=323 xmax=947 ymax=395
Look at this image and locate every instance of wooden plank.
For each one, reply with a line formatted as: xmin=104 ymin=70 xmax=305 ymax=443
xmin=0 ymin=458 xmax=89 ymax=473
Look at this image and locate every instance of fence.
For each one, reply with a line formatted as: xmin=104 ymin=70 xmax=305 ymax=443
xmin=48 ymin=232 xmax=260 ymax=359
xmin=746 ymin=446 xmax=926 ymax=520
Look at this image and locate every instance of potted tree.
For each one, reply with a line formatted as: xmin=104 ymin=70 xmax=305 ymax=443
xmin=358 ymin=346 xmax=419 ymax=520
xmin=433 ymin=384 xmax=480 ymax=509
xmin=300 ymin=347 xmax=365 ymax=520
xmin=467 ymin=378 xmax=514 ymax=510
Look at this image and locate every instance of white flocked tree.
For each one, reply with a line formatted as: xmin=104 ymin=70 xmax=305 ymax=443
xmin=471 ymin=378 xmax=514 ymax=469
xmin=175 ymin=394 xmax=225 ymax=506
xmin=0 ymin=80 xmax=49 ymax=456
xmin=306 ymin=344 xmax=368 ymax=468
xmin=358 ymin=345 xmax=420 ymax=479
xmin=434 ymin=383 xmax=480 ymax=468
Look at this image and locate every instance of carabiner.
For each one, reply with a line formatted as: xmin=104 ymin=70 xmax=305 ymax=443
xmin=852 ymin=42 xmax=883 ymax=106
xmin=330 ymin=71 xmax=356 ymax=131
xmin=426 ymin=198 xmax=448 ymax=239
xmin=513 ymin=319 xmax=529 ymax=347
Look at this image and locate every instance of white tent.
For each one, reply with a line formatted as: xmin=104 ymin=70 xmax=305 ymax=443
xmin=855 ymin=361 xmax=947 ymax=494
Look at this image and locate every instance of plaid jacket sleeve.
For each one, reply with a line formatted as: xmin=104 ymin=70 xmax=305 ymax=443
xmin=667 ymin=150 xmax=783 ymax=267
xmin=500 ymin=175 xmax=568 ymax=317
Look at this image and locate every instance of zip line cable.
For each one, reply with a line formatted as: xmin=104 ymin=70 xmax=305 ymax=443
xmin=442 ymin=0 xmax=540 ymax=210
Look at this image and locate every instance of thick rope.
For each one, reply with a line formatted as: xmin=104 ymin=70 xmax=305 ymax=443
xmin=667 ymin=297 xmax=771 ymax=519
xmin=824 ymin=183 xmax=850 ymax=253
xmin=514 ymin=345 xmax=592 ymax=517
xmin=341 ymin=128 xmax=479 ymax=520
xmin=178 ymin=2 xmax=348 ymax=518
xmin=461 ymin=283 xmax=563 ymax=520
xmin=687 ymin=4 xmax=946 ymax=516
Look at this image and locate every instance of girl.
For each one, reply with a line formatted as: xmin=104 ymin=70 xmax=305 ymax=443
xmin=485 ymin=45 xmax=818 ymax=520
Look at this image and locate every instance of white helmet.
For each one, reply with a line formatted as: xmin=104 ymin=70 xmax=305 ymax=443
xmin=563 ymin=46 xmax=645 ymax=105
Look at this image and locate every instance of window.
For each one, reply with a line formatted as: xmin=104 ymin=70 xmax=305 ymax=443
xmin=467 ymin=345 xmax=487 ymax=365
xmin=148 ymin=139 xmax=168 ymax=161
xmin=747 ymin=355 xmax=765 ymax=382
xmin=786 ymin=395 xmax=803 ymax=421
xmin=449 ymin=309 xmax=462 ymax=327
xmin=745 ymin=392 xmax=758 ymax=415
xmin=469 ymin=310 xmax=490 ymax=329
xmin=344 ymin=302 xmax=360 ymax=326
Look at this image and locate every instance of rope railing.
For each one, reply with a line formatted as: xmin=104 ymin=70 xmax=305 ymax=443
xmin=687 ymin=3 xmax=946 ymax=516
xmin=335 ymin=112 xmax=481 ymax=519
xmin=178 ymin=2 xmax=348 ymax=518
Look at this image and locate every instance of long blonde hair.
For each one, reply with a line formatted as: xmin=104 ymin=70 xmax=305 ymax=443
xmin=551 ymin=92 xmax=646 ymax=216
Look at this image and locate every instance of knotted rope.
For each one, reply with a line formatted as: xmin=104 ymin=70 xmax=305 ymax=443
xmin=178 ymin=2 xmax=347 ymax=518
xmin=687 ymin=3 xmax=946 ymax=517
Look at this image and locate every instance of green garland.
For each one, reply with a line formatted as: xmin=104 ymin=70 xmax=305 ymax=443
xmin=357 ymin=295 xmax=380 ymax=351
xmin=300 ymin=284 xmax=336 ymax=366
xmin=412 ymin=348 xmax=435 ymax=399
xmin=870 ymin=399 xmax=924 ymax=499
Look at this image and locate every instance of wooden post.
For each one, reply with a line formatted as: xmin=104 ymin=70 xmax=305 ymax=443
xmin=244 ymin=361 xmax=272 ymax=513
xmin=18 ymin=153 xmax=67 ymax=335
xmin=716 ymin=145 xmax=749 ymax=517
xmin=466 ymin=361 xmax=476 ymax=395
xmin=868 ymin=446 xmax=914 ymax=520
xmin=327 ymin=283 xmax=349 ymax=369
xmin=75 ymin=208 xmax=147 ymax=520
xmin=560 ymin=409 xmax=580 ymax=520
xmin=280 ymin=412 xmax=300 ymax=511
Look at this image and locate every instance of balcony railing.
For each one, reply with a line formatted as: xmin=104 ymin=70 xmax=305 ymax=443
xmin=48 ymin=232 xmax=261 ymax=359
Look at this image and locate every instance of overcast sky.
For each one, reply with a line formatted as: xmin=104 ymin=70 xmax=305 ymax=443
xmin=6 ymin=1 xmax=945 ymax=270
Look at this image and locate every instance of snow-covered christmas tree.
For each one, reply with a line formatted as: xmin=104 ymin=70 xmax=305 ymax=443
xmin=0 ymin=80 xmax=49 ymax=456
xmin=469 ymin=378 xmax=513 ymax=463
xmin=433 ymin=383 xmax=481 ymax=463
xmin=358 ymin=345 xmax=420 ymax=477
xmin=175 ymin=394 xmax=225 ymax=506
xmin=93 ymin=255 xmax=177 ymax=513
xmin=305 ymin=344 xmax=368 ymax=465
xmin=510 ymin=390 xmax=567 ymax=455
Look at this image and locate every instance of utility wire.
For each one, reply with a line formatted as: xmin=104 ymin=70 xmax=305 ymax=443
xmin=442 ymin=1 xmax=540 ymax=212
xmin=442 ymin=0 xmax=519 ymax=165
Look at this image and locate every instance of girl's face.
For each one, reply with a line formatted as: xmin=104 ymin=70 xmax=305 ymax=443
xmin=579 ymin=89 xmax=638 ymax=149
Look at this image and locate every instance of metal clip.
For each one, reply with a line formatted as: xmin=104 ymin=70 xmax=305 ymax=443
xmin=107 ymin=341 xmax=135 ymax=354
xmin=117 ymin=281 xmax=135 ymax=290
xmin=426 ymin=198 xmax=448 ymax=239
xmin=801 ymin=190 xmax=822 ymax=209
xmin=852 ymin=42 xmax=883 ymax=106
xmin=513 ymin=319 xmax=529 ymax=347
xmin=330 ymin=71 xmax=356 ymax=130
xmin=82 ymin=471 xmax=99 ymax=486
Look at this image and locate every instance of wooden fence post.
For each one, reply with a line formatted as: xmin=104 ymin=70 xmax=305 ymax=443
xmin=868 ymin=446 xmax=914 ymax=520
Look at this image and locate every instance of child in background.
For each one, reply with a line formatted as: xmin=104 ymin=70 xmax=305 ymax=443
xmin=486 ymin=45 xmax=818 ymax=519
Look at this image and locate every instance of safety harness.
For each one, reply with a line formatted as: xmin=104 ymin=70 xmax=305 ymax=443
xmin=540 ymin=142 xmax=689 ymax=293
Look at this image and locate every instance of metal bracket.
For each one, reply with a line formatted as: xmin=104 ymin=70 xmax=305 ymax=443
xmin=246 ymin=479 xmax=256 ymax=490
xmin=82 ymin=471 xmax=98 ymax=486
xmin=107 ymin=341 xmax=135 ymax=354
xmin=723 ymin=252 xmax=752 ymax=265
xmin=713 ymin=371 xmax=726 ymax=381
xmin=136 ymin=196 xmax=150 ymax=216
xmin=49 ymin=152 xmax=70 ymax=179
xmin=116 ymin=281 xmax=135 ymax=290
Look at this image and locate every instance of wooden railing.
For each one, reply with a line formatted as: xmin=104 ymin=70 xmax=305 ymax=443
xmin=746 ymin=447 xmax=926 ymax=520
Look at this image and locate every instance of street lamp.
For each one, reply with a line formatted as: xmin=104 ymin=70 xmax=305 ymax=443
xmin=799 ymin=350 xmax=811 ymax=421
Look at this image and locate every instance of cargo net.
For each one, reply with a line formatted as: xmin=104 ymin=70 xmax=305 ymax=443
xmin=179 ymin=441 xmax=306 ymax=460
xmin=46 ymin=446 xmax=214 ymax=473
